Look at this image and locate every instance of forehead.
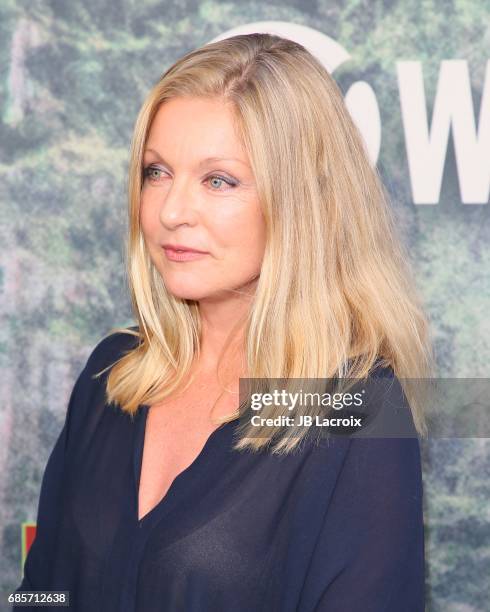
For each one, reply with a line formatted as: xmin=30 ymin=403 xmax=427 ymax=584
xmin=145 ymin=97 xmax=244 ymax=162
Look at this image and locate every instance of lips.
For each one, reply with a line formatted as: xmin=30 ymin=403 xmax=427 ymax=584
xmin=161 ymin=243 xmax=208 ymax=254
xmin=162 ymin=245 xmax=209 ymax=262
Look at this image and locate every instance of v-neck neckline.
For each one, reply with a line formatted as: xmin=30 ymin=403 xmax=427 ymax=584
xmin=133 ymin=404 xmax=238 ymax=527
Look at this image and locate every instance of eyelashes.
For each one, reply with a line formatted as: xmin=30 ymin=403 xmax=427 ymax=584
xmin=142 ymin=165 xmax=238 ymax=191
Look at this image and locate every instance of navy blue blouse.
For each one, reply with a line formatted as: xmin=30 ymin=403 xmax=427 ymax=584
xmin=14 ymin=329 xmax=425 ymax=611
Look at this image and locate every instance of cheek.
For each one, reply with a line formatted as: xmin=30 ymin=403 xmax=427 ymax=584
xmin=139 ymin=196 xmax=157 ymax=236
xmin=221 ymin=204 xmax=266 ymax=261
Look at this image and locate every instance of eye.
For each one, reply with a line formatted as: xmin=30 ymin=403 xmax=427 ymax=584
xmin=143 ymin=165 xmax=166 ymax=182
xmin=205 ymin=174 xmax=237 ymax=191
xmin=142 ymin=165 xmax=238 ymax=190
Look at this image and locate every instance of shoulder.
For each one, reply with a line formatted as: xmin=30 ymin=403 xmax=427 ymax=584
xmin=62 ymin=326 xmax=142 ymax=446
xmin=70 ymin=325 xmax=141 ymax=409
xmin=316 ymin=361 xmax=419 ymax=459
xmin=365 ymin=364 xmax=419 ymax=437
xmin=83 ymin=325 xmax=141 ymax=379
xmin=346 ymin=364 xmax=421 ymax=482
xmin=368 ymin=358 xmax=395 ymax=379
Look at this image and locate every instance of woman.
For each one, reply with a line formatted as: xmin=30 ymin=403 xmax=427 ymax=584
xmin=14 ymin=33 xmax=434 ymax=611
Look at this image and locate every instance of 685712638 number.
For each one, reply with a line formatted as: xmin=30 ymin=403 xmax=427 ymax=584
xmin=7 ymin=591 xmax=69 ymax=607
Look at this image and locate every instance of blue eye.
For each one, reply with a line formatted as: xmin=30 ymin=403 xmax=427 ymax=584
xmin=143 ymin=166 xmax=165 ymax=182
xmin=142 ymin=165 xmax=237 ymax=190
xmin=206 ymin=175 xmax=236 ymax=190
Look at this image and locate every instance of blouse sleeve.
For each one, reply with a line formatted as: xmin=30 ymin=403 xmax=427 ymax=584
xmin=13 ymin=363 xmax=90 ymax=596
xmin=300 ymin=401 xmax=425 ymax=610
xmin=11 ymin=331 xmax=137 ymax=605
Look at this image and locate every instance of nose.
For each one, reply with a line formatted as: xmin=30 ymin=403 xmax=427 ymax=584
xmin=158 ymin=177 xmax=199 ymax=229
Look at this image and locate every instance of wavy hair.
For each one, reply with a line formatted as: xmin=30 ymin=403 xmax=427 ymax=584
xmin=96 ymin=33 xmax=436 ymax=454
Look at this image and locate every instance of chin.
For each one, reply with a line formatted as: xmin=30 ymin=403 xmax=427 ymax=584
xmin=161 ymin=279 xmax=215 ymax=301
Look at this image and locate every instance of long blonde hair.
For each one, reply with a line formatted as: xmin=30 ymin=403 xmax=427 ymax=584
xmin=96 ymin=33 xmax=435 ymax=454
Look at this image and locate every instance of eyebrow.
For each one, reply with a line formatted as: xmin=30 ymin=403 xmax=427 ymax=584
xmin=144 ymin=148 xmax=249 ymax=169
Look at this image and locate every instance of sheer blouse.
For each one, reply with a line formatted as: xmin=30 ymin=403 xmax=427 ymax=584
xmin=13 ymin=329 xmax=425 ymax=611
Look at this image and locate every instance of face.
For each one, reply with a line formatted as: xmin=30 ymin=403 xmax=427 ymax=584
xmin=140 ymin=96 xmax=266 ymax=303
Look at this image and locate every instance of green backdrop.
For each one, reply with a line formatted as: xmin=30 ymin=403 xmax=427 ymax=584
xmin=1 ymin=1 xmax=489 ymax=610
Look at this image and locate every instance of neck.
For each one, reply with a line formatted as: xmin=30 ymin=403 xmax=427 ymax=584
xmin=196 ymin=281 xmax=257 ymax=373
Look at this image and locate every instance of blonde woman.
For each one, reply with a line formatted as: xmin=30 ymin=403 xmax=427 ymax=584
xmin=14 ymin=33 xmax=434 ymax=611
